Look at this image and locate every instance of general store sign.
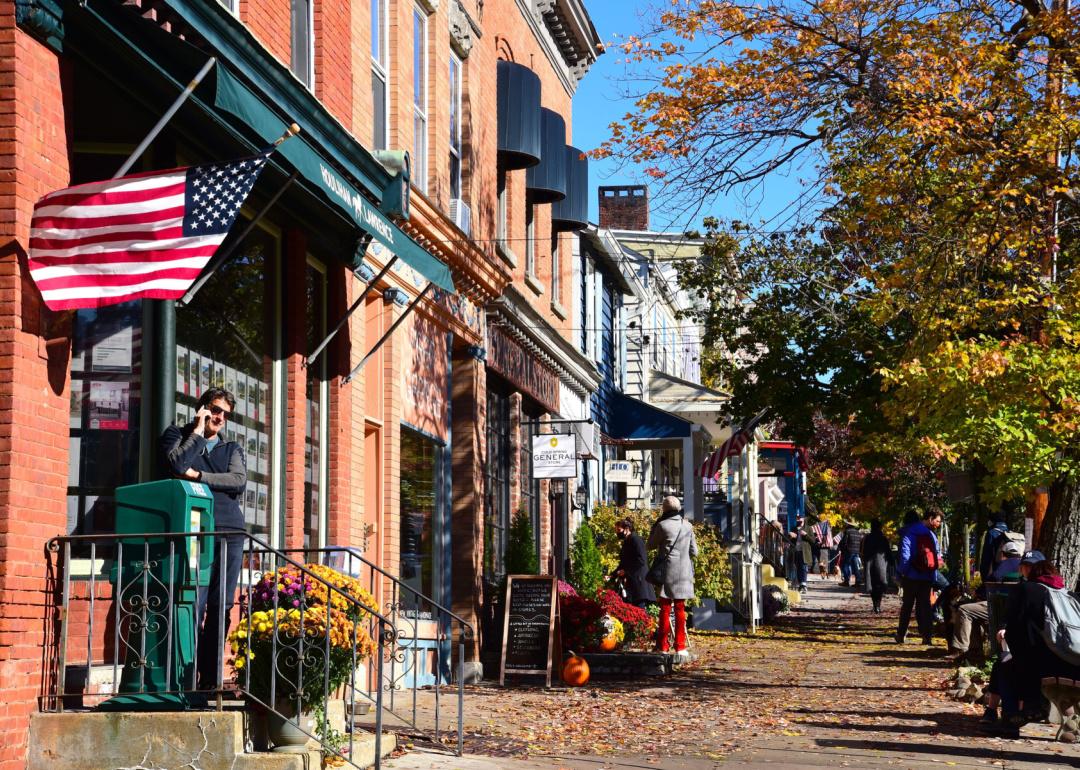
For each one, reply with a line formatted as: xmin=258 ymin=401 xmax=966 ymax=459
xmin=605 ymin=460 xmax=633 ymax=483
xmin=532 ymin=434 xmax=576 ymax=479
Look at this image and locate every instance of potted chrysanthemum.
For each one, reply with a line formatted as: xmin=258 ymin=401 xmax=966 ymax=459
xmin=229 ymin=564 xmax=379 ymax=753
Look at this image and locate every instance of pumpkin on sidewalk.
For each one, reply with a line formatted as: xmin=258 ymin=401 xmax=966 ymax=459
xmin=562 ymin=652 xmax=590 ymax=686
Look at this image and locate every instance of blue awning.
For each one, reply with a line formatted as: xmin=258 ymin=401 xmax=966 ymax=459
xmin=608 ymin=393 xmax=693 ymax=440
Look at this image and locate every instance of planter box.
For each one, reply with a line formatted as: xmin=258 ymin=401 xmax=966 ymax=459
xmin=693 ymin=599 xmax=735 ymax=631
xmin=580 ymin=651 xmax=673 ymax=678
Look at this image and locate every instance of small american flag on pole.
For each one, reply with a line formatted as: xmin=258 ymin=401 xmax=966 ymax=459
xmin=29 ymin=151 xmax=271 ymax=311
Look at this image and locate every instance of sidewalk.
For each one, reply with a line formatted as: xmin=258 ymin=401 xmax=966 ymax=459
xmin=382 ymin=576 xmax=1080 ymax=769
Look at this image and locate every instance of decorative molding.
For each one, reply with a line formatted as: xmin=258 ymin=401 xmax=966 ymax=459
xmin=15 ymin=0 xmax=65 ymax=53
xmin=416 ymin=0 xmax=440 ymax=14
xmin=450 ymin=0 xmax=482 ymax=59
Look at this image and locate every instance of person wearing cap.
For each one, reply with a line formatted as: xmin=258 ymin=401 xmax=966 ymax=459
xmin=979 ymin=510 xmax=1011 ymax=582
xmin=647 ymin=496 xmax=698 ymax=660
xmin=949 ymin=539 xmax=1024 ymax=664
xmin=989 ymin=551 xmax=1079 ymax=737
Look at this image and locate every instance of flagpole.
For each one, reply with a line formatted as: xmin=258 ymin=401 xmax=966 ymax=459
xmin=114 ymin=57 xmax=217 ymax=179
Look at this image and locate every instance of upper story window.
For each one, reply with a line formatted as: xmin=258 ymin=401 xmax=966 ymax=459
xmin=290 ymin=0 xmax=314 ymax=88
xmin=525 ymin=204 xmax=536 ymax=278
xmin=218 ymin=0 xmax=238 ymax=13
xmin=551 ymin=234 xmax=560 ymax=304
xmin=449 ymin=53 xmax=463 ymax=199
xmin=371 ymin=0 xmax=389 ymax=150
xmin=413 ymin=8 xmax=429 ymax=193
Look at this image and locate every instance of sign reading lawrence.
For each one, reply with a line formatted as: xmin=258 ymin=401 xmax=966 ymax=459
xmin=531 ymin=434 xmax=577 ymax=479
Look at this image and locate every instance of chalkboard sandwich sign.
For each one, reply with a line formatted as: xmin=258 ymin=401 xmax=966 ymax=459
xmin=500 ymin=575 xmax=558 ymax=687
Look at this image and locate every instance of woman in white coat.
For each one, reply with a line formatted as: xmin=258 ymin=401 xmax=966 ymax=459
xmin=647 ymin=496 xmax=698 ymax=656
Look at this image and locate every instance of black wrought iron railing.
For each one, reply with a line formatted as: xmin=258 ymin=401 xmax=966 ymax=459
xmin=42 ymin=532 xmax=472 ymax=766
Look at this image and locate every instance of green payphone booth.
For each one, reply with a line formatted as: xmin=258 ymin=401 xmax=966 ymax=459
xmin=100 ymin=479 xmax=215 ymax=710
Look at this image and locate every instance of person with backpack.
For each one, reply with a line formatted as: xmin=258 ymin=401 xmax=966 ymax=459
xmin=979 ymin=511 xmax=1010 ymax=582
xmin=896 ymin=507 xmax=943 ymax=645
xmin=949 ymin=539 xmax=1024 ymax=665
xmin=992 ymin=552 xmax=1080 ymax=738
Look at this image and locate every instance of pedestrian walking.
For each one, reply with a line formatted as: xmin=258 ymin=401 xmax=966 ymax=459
xmin=896 ymin=507 xmax=943 ymax=645
xmin=861 ymin=519 xmax=891 ymax=612
xmin=647 ymin=496 xmax=698 ymax=660
xmin=613 ymin=518 xmax=656 ymax=608
xmin=788 ymin=514 xmax=813 ymax=592
xmin=839 ymin=520 xmax=865 ymax=587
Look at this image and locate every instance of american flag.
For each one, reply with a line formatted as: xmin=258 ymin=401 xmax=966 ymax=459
xmin=695 ymin=408 xmax=769 ymax=478
xmin=28 ymin=152 xmax=270 ymax=311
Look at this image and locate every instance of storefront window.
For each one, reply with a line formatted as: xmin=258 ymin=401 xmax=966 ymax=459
xmin=400 ymin=426 xmax=439 ymax=610
xmin=519 ymin=405 xmax=541 ymax=553
xmin=67 ymin=303 xmax=142 ymax=540
xmin=484 ymin=385 xmax=511 ymax=582
xmin=304 ymin=259 xmax=328 ymax=550
xmin=176 ymin=221 xmax=280 ymax=542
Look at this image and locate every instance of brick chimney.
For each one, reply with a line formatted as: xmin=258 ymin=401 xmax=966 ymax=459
xmin=598 ymin=185 xmax=649 ymax=231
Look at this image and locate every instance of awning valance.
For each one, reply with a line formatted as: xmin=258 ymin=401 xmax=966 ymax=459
xmin=213 ymin=68 xmax=454 ymax=291
xmin=81 ymin=0 xmax=454 ymax=293
xmin=608 ymin=393 xmax=693 ymax=441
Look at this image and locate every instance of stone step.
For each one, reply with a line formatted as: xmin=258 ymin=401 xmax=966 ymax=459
xmin=29 ymin=710 xmax=396 ymax=770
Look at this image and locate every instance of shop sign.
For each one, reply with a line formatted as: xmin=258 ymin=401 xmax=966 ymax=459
xmin=486 ymin=326 xmax=560 ymax=413
xmin=531 ymin=434 xmax=576 ymax=479
xmin=605 ymin=460 xmax=633 ymax=483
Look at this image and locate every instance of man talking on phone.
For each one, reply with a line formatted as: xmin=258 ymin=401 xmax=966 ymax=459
xmin=160 ymin=387 xmax=247 ymax=698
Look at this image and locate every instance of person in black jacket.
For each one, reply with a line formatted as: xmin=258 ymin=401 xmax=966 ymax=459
xmin=614 ymin=518 xmax=656 ymax=608
xmin=160 ymin=387 xmax=247 ymax=693
xmin=860 ymin=520 xmax=891 ymax=613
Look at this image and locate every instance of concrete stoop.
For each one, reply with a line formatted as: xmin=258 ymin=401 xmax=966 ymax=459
xmin=28 ymin=710 xmax=397 ymax=770
xmin=760 ymin=564 xmax=801 ymax=606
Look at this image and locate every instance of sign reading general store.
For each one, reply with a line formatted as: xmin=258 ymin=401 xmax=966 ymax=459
xmin=486 ymin=325 xmax=560 ymax=413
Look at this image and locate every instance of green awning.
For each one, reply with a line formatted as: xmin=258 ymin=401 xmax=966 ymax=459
xmin=214 ymin=68 xmax=453 ymax=293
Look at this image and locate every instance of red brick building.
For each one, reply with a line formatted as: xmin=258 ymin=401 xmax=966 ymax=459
xmin=1 ymin=0 xmax=599 ymax=764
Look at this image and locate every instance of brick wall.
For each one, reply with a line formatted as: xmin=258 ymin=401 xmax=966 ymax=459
xmin=0 ymin=21 xmax=72 ymax=769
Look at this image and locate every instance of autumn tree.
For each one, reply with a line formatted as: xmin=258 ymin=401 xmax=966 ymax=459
xmin=600 ymin=0 xmax=1080 ymax=584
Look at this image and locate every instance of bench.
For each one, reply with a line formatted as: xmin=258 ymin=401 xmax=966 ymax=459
xmin=1042 ymin=677 xmax=1080 ymax=742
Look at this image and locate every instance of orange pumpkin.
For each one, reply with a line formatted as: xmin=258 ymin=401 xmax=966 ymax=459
xmin=561 ymin=653 xmax=590 ymax=687
xmin=598 ymin=635 xmax=617 ymax=652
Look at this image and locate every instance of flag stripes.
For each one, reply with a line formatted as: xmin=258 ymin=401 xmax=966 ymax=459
xmin=28 ymin=153 xmax=269 ymax=310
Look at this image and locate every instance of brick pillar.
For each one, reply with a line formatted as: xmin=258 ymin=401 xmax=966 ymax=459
xmin=282 ymin=229 xmax=308 ymax=549
xmin=0 ymin=25 xmax=71 ymax=770
xmin=450 ymin=347 xmax=485 ymax=661
xmin=326 ymin=262 xmax=355 ymax=546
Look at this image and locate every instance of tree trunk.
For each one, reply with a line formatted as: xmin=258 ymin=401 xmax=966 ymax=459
xmin=1041 ymin=479 xmax=1080 ymax=590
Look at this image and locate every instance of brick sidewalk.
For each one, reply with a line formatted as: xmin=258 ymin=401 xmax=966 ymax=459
xmin=383 ymin=576 xmax=1080 ymax=770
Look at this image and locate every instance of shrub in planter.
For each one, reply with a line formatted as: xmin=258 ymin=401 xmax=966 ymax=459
xmin=596 ymin=589 xmax=655 ymax=648
xmin=762 ymin=584 xmax=789 ymax=620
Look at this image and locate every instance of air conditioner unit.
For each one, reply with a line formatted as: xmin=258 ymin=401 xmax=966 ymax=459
xmin=449 ymin=198 xmax=471 ymax=236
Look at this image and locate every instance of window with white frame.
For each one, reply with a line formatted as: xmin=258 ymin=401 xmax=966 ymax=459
xmin=551 ymin=234 xmax=560 ymax=304
xmin=290 ymin=0 xmax=314 ymax=88
xmin=217 ymin=0 xmax=238 ymax=13
xmin=525 ymin=204 xmax=536 ymax=278
xmin=497 ymin=170 xmax=507 ymax=245
xmin=371 ymin=0 xmax=388 ymax=150
xmin=449 ymin=54 xmax=463 ymax=199
xmin=412 ymin=8 xmax=428 ymax=193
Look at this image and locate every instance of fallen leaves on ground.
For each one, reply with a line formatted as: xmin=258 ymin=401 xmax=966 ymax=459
xmin=444 ymin=582 xmax=1080 ymax=763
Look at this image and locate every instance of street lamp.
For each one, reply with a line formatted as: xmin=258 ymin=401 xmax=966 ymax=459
xmin=573 ymin=484 xmax=588 ymax=512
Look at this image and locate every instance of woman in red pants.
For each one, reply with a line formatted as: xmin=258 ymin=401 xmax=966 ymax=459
xmin=647 ymin=496 xmax=698 ymax=660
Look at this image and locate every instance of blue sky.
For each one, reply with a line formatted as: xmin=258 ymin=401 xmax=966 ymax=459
xmin=571 ymin=0 xmax=810 ymax=234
